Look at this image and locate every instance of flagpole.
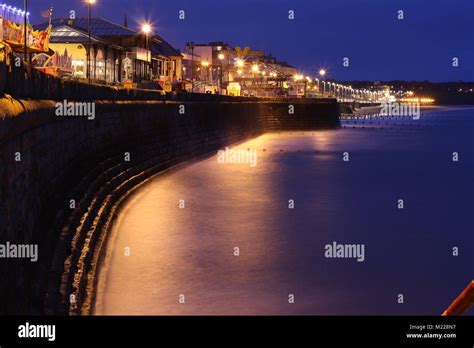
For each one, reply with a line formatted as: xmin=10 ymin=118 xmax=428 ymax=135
xmin=24 ymin=0 xmax=27 ymax=63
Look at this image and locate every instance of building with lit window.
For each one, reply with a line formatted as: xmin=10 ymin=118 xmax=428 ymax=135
xmin=150 ymin=35 xmax=183 ymax=91
xmin=182 ymin=42 xmax=237 ymax=91
xmin=33 ymin=17 xmax=181 ymax=85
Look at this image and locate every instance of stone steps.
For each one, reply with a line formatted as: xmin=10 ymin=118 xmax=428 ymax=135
xmin=48 ymin=129 xmax=262 ymax=315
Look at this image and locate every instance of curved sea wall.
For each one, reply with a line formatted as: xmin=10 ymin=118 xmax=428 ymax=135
xmin=0 ymin=48 xmax=340 ymax=315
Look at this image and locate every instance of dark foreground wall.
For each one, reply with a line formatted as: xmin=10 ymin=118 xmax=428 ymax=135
xmin=0 ymin=96 xmax=339 ymax=315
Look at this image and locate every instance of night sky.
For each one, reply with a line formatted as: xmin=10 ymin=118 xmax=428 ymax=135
xmin=13 ymin=0 xmax=474 ymax=81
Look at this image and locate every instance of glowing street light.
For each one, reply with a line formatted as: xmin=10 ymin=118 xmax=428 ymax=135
xmin=236 ymin=59 xmax=244 ymax=68
xmin=251 ymin=64 xmax=260 ymax=87
xmin=200 ymin=60 xmax=210 ymax=84
xmin=142 ymin=23 xmax=152 ymax=80
xmin=217 ymin=53 xmax=225 ymax=92
xmin=142 ymin=23 xmax=152 ymax=34
xmin=319 ymin=69 xmax=326 ymax=77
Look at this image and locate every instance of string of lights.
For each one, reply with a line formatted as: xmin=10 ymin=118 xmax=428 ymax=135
xmin=0 ymin=2 xmax=29 ymax=24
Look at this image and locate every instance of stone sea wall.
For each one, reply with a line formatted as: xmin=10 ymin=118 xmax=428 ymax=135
xmin=0 ymin=47 xmax=340 ymax=314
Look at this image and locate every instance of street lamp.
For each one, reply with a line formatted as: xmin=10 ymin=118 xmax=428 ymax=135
xmin=251 ymin=64 xmax=259 ymax=86
xmin=218 ymin=53 xmax=225 ymax=93
xmin=142 ymin=23 xmax=152 ymax=34
xmin=188 ymin=41 xmax=195 ymax=92
xmin=319 ymin=70 xmax=327 ymax=97
xmin=23 ymin=0 xmax=27 ymax=64
xmin=201 ymin=60 xmax=210 ymax=83
xmin=142 ymin=23 xmax=152 ymax=81
xmin=86 ymin=0 xmax=96 ymax=84
xmin=235 ymin=59 xmax=244 ymax=81
xmin=304 ymin=76 xmax=312 ymax=97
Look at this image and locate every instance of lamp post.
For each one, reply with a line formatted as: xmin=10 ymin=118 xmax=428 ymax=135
xmin=188 ymin=42 xmax=195 ymax=92
xmin=236 ymin=58 xmax=244 ymax=80
xmin=293 ymin=74 xmax=303 ymax=97
xmin=23 ymin=0 xmax=27 ymax=64
xmin=201 ymin=60 xmax=210 ymax=85
xmin=218 ymin=53 xmax=225 ymax=93
xmin=142 ymin=23 xmax=152 ymax=81
xmin=226 ymin=52 xmax=230 ymax=84
xmin=86 ymin=0 xmax=96 ymax=84
xmin=319 ymin=69 xmax=326 ymax=97
xmin=305 ymin=76 xmax=313 ymax=97
xmin=252 ymin=64 xmax=259 ymax=87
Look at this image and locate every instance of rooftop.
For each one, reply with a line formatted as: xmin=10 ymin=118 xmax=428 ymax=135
xmin=47 ymin=25 xmax=112 ymax=46
xmin=151 ymin=35 xmax=181 ymax=57
xmin=34 ymin=17 xmax=181 ymax=57
xmin=34 ymin=17 xmax=137 ymax=37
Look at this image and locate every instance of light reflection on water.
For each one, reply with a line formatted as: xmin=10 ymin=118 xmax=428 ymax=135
xmin=94 ymin=107 xmax=473 ymax=315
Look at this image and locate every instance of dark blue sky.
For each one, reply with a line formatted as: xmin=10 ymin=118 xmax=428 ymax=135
xmin=17 ymin=0 xmax=474 ymax=81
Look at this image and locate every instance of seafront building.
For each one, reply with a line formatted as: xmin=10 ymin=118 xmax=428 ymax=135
xmin=33 ymin=17 xmax=182 ymax=88
xmin=182 ymin=41 xmax=298 ymax=96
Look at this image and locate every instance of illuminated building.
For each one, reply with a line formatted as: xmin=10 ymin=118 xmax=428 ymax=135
xmin=33 ymin=17 xmax=181 ymax=85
